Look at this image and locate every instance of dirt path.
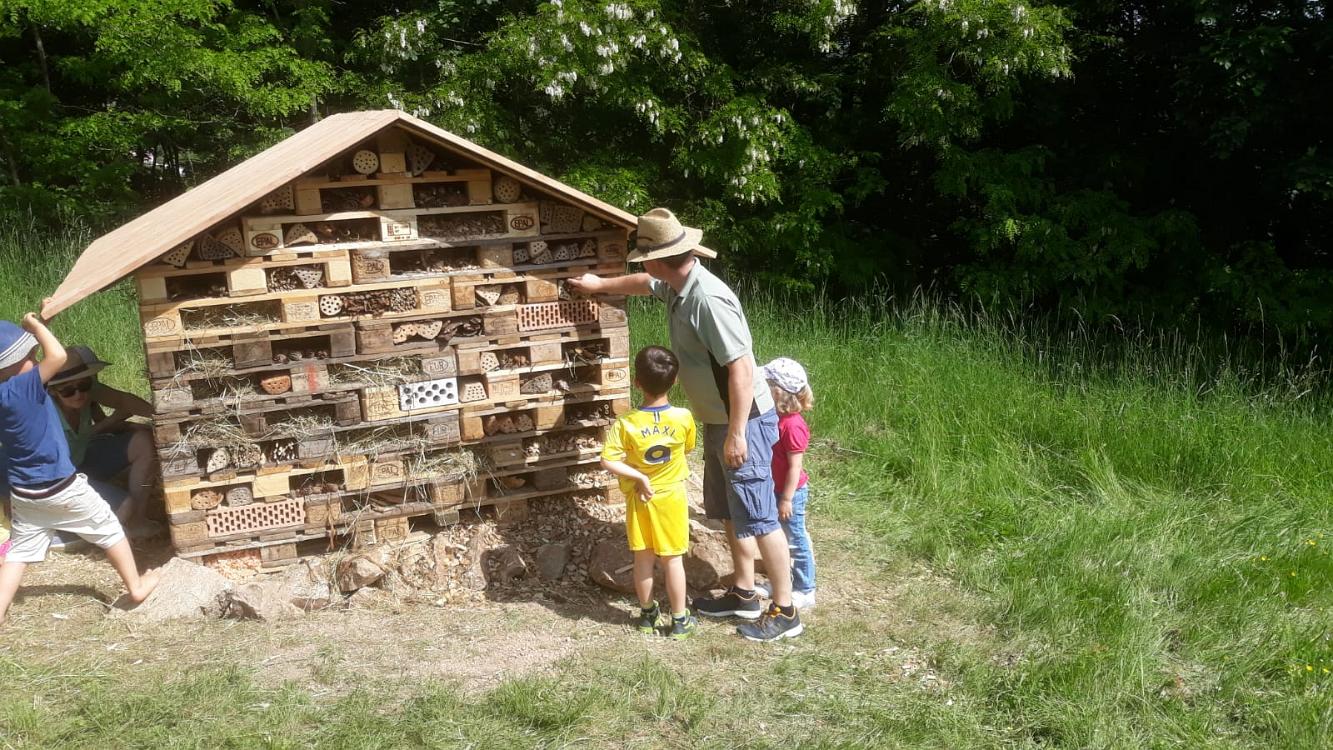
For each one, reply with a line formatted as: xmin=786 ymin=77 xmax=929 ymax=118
xmin=1 ymin=472 xmax=992 ymax=695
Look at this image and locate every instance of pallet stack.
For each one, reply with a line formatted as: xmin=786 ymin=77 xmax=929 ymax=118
xmin=137 ymin=126 xmax=632 ymax=567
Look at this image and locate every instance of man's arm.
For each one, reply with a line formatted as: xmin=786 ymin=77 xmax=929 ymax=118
xmin=722 ymin=354 xmax=755 ymax=469
xmin=21 ymin=313 xmax=66 ymax=384
xmin=567 ymin=272 xmax=654 ymax=297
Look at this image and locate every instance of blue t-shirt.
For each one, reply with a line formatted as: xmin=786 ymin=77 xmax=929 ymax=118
xmin=0 ymin=367 xmax=75 ymax=489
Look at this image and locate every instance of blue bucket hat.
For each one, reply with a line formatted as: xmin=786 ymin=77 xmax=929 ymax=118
xmin=0 ymin=321 xmax=37 ymax=371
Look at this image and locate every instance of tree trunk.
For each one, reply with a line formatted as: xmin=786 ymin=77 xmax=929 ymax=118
xmin=31 ymin=24 xmax=51 ymax=93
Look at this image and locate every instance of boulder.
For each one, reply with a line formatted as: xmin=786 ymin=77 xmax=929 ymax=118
xmin=683 ymin=520 xmax=734 ymax=587
xmin=346 ymin=586 xmax=387 ymax=608
xmin=588 ymin=539 xmax=637 ymax=594
xmin=336 ymin=554 xmax=385 ymax=592
xmin=227 ymin=580 xmax=303 ymax=621
xmin=535 ymin=542 xmax=570 ymax=580
xmin=111 ymin=557 xmax=232 ymax=622
xmin=281 ymin=559 xmax=337 ymax=611
xmin=460 ymin=533 xmax=489 ymax=591
xmin=487 ymin=545 xmax=528 ymax=584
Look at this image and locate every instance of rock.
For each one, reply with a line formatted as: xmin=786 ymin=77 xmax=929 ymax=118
xmin=588 ymin=539 xmax=637 ymax=594
xmin=535 ymin=542 xmax=570 ymax=580
xmin=111 ymin=557 xmax=232 ymax=622
xmin=460 ymin=532 xmax=489 ymax=591
xmin=346 ymin=587 xmax=387 ymax=608
xmin=282 ymin=559 xmax=336 ymax=611
xmin=684 ymin=520 xmax=734 ymax=587
xmin=226 ymin=580 xmax=303 ymax=621
xmin=336 ymin=554 xmax=386 ymax=592
xmin=488 ymin=545 xmax=528 ymax=584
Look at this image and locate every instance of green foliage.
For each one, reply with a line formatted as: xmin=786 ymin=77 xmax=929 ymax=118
xmin=1 ymin=1 xmax=1328 ymax=337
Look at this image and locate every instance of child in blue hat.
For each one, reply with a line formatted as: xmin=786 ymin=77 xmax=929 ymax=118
xmin=0 ymin=311 xmax=159 ymax=624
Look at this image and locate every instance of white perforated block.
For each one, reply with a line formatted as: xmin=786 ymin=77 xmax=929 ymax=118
xmin=398 ymin=377 xmax=458 ymax=411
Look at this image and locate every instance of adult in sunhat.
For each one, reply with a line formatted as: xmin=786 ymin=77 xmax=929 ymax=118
xmin=45 ymin=346 xmax=159 ymax=538
xmin=569 ymin=208 xmax=802 ymax=641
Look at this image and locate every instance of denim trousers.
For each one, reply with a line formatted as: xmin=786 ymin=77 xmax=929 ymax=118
xmin=781 ymin=485 xmax=816 ymax=593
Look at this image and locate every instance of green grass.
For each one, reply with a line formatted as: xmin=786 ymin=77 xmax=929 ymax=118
xmin=2 ymin=228 xmax=1330 ymax=747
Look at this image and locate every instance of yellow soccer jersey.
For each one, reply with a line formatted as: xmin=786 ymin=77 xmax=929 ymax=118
xmin=601 ymin=404 xmax=696 ymax=491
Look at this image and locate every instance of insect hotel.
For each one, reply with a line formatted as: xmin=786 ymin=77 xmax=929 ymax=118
xmin=45 ymin=110 xmax=633 ymax=567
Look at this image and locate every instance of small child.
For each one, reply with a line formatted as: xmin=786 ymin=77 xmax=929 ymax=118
xmin=600 ymin=345 xmax=698 ymax=640
xmin=762 ymin=357 xmax=817 ymax=609
xmin=0 ymin=312 xmax=159 ymax=625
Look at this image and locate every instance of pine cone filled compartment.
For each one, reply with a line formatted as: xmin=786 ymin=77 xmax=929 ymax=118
xmin=414 ymin=183 xmax=468 ymax=208
xmin=320 ymin=288 xmax=419 ymax=317
xmin=267 ymin=264 xmax=326 ymax=292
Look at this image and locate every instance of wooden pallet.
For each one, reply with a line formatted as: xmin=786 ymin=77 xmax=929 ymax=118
xmin=136 ymin=249 xmax=353 ymax=304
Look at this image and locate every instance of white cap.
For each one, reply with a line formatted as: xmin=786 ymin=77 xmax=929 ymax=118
xmin=762 ymin=357 xmax=808 ymax=394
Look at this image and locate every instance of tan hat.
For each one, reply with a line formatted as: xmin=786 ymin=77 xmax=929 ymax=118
xmin=48 ymin=345 xmax=111 ymax=386
xmin=626 ymin=208 xmax=717 ymax=262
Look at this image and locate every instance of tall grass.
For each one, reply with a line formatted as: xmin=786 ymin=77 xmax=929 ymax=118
xmin=653 ymin=287 xmax=1330 ymax=746
xmin=0 ymin=214 xmax=144 ymax=393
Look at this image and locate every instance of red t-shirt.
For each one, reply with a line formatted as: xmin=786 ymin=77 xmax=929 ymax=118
xmin=771 ymin=412 xmax=809 ymax=493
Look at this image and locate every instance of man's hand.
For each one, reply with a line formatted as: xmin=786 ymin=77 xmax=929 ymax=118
xmin=635 ymin=474 xmax=654 ymax=502
xmin=778 ymin=497 xmax=793 ymax=521
xmin=566 ymin=273 xmax=604 ymax=296
xmin=724 ymin=431 xmax=748 ymax=470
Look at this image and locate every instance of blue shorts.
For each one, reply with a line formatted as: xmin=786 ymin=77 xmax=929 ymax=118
xmin=703 ymin=409 xmax=780 ymax=539
xmin=78 ymin=431 xmax=135 ymax=481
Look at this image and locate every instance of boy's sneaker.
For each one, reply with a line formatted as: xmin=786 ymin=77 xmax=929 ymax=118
xmin=693 ymin=587 xmax=763 ymax=620
xmin=669 ymin=611 xmax=699 ymax=641
xmin=737 ymin=603 xmax=804 ymax=642
xmin=635 ymin=602 xmax=661 ymax=634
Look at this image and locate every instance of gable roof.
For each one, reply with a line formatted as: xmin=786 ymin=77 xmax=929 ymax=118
xmin=44 ymin=110 xmax=637 ymax=318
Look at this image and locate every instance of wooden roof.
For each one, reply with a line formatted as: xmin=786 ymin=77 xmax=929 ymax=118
xmin=45 ymin=110 xmax=636 ymax=317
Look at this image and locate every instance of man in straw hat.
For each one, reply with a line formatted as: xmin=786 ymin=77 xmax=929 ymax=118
xmin=569 ymin=208 xmax=802 ymax=641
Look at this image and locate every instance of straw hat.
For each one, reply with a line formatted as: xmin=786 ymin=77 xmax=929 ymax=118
xmin=48 ymin=345 xmax=112 ymax=386
xmin=626 ymin=208 xmax=717 ymax=262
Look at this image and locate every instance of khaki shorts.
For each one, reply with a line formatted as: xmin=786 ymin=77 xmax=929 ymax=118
xmin=7 ymin=474 xmax=125 ymax=564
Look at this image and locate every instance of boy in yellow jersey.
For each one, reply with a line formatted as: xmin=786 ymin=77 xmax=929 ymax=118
xmin=601 ymin=345 xmax=698 ymax=639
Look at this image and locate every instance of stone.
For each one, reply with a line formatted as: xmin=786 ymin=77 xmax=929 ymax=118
xmin=683 ymin=520 xmax=734 ymax=587
xmin=282 ymin=559 xmax=337 ymax=611
xmin=488 ymin=545 xmax=528 ymax=584
xmin=346 ymin=587 xmax=387 ymax=608
xmin=336 ymin=554 xmax=386 ymax=592
xmin=226 ymin=580 xmax=303 ymax=621
xmin=460 ymin=533 xmax=489 ymax=591
xmin=111 ymin=558 xmax=232 ymax=622
xmin=535 ymin=541 xmax=570 ymax=580
xmin=588 ymin=539 xmax=637 ymax=594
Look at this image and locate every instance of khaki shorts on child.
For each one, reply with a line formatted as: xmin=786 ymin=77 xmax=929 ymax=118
xmin=6 ymin=474 xmax=125 ymax=564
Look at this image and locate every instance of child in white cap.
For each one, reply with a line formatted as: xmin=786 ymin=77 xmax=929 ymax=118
xmin=760 ymin=357 xmax=817 ymax=609
xmin=0 ymin=312 xmax=159 ymax=624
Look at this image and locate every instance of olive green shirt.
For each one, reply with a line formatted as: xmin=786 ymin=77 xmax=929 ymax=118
xmin=650 ymin=262 xmax=773 ymax=425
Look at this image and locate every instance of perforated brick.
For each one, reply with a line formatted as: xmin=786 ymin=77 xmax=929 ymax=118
xmin=398 ymin=377 xmax=458 ymax=411
xmin=206 ymin=496 xmax=305 ymax=538
xmin=518 ymin=300 xmax=598 ymax=332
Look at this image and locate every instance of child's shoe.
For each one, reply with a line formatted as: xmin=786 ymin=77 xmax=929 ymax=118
xmin=737 ymin=603 xmax=804 ymax=642
xmin=634 ymin=602 xmax=661 ymax=634
xmin=693 ymin=587 xmax=763 ymax=619
xmin=669 ymin=610 xmax=699 ymax=640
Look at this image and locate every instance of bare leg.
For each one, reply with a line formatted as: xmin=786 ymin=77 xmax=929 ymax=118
xmin=114 ymin=430 xmax=156 ymax=529
xmin=632 ymin=549 xmax=657 ymax=609
xmin=725 ymin=520 xmax=760 ymax=591
xmin=0 ymin=561 xmax=28 ymax=625
xmin=103 ymin=539 xmax=159 ymax=603
xmin=661 ymin=555 xmax=687 ymax=616
xmin=755 ymin=529 xmax=793 ymax=608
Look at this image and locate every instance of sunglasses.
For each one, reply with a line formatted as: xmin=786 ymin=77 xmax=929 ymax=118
xmin=56 ymin=379 xmax=93 ymax=398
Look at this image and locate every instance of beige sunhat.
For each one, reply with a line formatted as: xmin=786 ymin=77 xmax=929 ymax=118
xmin=48 ymin=345 xmax=112 ymax=386
xmin=626 ymin=208 xmax=718 ymax=262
